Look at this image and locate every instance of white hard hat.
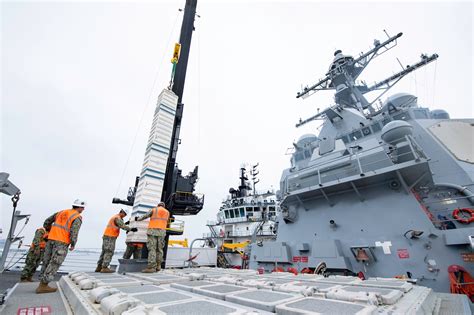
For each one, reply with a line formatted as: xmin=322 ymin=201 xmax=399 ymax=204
xmin=72 ymin=199 xmax=87 ymax=208
xmin=120 ymin=209 xmax=128 ymax=215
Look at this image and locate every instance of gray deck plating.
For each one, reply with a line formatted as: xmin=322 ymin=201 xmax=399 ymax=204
xmin=131 ymin=290 xmax=193 ymax=304
xmin=5 ymin=268 xmax=471 ymax=314
xmin=0 ymin=282 xmax=70 ymax=315
xmin=226 ymin=289 xmax=299 ymax=312
xmin=276 ymin=297 xmax=376 ymax=315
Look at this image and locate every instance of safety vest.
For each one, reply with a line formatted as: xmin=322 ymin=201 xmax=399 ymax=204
xmin=30 ymin=227 xmax=48 ymax=249
xmin=103 ymin=214 xmax=121 ymax=238
xmin=48 ymin=209 xmax=82 ymax=245
xmin=148 ymin=206 xmax=169 ymax=230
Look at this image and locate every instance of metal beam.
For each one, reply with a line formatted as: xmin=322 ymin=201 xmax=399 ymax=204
xmin=350 ymin=182 xmax=365 ymax=202
xmin=320 ymin=188 xmax=334 ymax=207
xmin=396 ymin=170 xmax=410 ymax=195
xmin=409 ymin=172 xmax=428 ymax=191
xmin=295 ymin=195 xmax=309 ymax=211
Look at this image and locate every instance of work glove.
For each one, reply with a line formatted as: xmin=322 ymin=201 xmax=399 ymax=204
xmin=134 ymin=216 xmax=139 ymax=221
xmin=131 ymin=227 xmax=138 ymax=232
xmin=124 ymin=220 xmax=130 ymax=225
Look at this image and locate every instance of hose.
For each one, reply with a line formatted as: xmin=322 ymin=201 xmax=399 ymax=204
xmin=434 ymin=183 xmax=474 ymax=205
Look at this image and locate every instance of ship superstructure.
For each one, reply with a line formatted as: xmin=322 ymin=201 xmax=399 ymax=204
xmin=250 ymin=31 xmax=474 ymax=294
xmin=206 ymin=165 xmax=279 ymax=268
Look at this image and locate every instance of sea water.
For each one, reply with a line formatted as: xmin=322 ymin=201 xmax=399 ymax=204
xmin=1 ymin=248 xmax=121 ymax=273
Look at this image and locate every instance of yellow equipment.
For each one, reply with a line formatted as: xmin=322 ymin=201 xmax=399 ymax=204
xmin=168 ymin=238 xmax=189 ymax=247
xmin=220 ymin=241 xmax=250 ymax=258
xmin=166 ymin=218 xmax=185 ymax=234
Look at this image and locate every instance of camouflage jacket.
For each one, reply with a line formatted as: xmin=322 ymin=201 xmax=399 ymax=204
xmin=31 ymin=227 xmax=46 ymax=249
xmin=114 ymin=216 xmax=131 ymax=232
xmin=43 ymin=211 xmax=82 ymax=246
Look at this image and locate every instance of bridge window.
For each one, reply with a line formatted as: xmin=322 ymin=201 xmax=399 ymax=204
xmin=240 ymin=208 xmax=245 ymax=217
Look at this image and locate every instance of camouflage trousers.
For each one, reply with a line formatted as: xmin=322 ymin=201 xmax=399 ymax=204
xmin=146 ymin=229 xmax=166 ymax=269
xmin=20 ymin=248 xmax=44 ymax=280
xmin=40 ymin=240 xmax=69 ymax=284
xmin=123 ymin=243 xmax=142 ymax=259
xmin=97 ymin=236 xmax=117 ymax=268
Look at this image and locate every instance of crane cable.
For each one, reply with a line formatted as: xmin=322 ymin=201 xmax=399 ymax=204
xmin=196 ymin=9 xmax=202 ymax=191
xmin=114 ymin=9 xmax=182 ymax=197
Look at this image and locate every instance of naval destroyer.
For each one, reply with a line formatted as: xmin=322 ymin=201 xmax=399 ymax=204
xmin=249 ymin=31 xmax=474 ymax=296
xmin=1 ymin=1 xmax=473 ymax=313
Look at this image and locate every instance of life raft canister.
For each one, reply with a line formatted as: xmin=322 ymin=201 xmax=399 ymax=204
xmin=452 ymin=208 xmax=474 ymax=224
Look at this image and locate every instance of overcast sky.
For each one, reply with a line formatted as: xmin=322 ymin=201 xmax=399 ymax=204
xmin=1 ymin=0 xmax=472 ymax=249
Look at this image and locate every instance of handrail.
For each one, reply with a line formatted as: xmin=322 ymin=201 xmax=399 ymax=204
xmin=285 ymin=135 xmax=425 ymax=193
xmin=167 ymin=218 xmax=185 ymax=232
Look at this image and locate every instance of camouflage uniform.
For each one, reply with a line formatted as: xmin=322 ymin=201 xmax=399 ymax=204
xmin=20 ymin=228 xmax=47 ymax=280
xmin=123 ymin=243 xmax=142 ymax=259
xmin=137 ymin=210 xmax=167 ymax=269
xmin=97 ymin=217 xmax=130 ymax=268
xmin=39 ymin=212 xmax=82 ymax=283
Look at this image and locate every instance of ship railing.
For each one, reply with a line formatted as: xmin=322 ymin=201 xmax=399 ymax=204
xmin=0 ymin=248 xmax=120 ymax=273
xmin=167 ymin=218 xmax=184 ymax=233
xmin=226 ymin=199 xmax=277 ymax=207
xmin=203 ymin=228 xmax=276 ymax=239
xmin=284 ymin=134 xmax=426 ymax=193
xmin=411 ymin=193 xmax=474 ymax=230
xmin=208 ymin=215 xmax=278 ymax=226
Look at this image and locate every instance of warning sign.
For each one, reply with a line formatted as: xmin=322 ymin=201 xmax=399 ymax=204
xmin=17 ymin=306 xmax=51 ymax=315
xmin=461 ymin=253 xmax=474 ymax=262
xmin=292 ymin=256 xmax=308 ymax=263
xmin=397 ymin=249 xmax=410 ymax=259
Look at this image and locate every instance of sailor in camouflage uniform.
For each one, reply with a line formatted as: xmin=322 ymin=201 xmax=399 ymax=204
xmin=20 ymin=227 xmax=48 ymax=282
xmin=135 ymin=201 xmax=169 ymax=273
xmin=36 ymin=199 xmax=85 ymax=294
xmin=123 ymin=242 xmax=143 ymax=259
xmin=96 ymin=209 xmax=137 ymax=273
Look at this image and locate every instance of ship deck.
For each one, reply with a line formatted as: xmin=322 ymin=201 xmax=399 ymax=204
xmin=1 ymin=267 xmax=472 ymax=314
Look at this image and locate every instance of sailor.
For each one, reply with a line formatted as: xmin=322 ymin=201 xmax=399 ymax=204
xmin=135 ymin=201 xmax=169 ymax=273
xmin=123 ymin=242 xmax=143 ymax=259
xmin=96 ymin=209 xmax=137 ymax=273
xmin=36 ymin=199 xmax=85 ymax=294
xmin=20 ymin=226 xmax=48 ymax=282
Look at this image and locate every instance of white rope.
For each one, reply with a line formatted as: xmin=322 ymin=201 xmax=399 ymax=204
xmin=114 ymin=9 xmax=182 ymax=196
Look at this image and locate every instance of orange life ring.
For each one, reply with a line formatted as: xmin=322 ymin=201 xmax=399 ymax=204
xmin=452 ymin=208 xmax=474 ymax=224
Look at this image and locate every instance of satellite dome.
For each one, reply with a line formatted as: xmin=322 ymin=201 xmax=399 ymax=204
xmin=381 ymin=120 xmax=413 ymax=145
xmin=382 ymin=93 xmax=418 ymax=112
xmin=296 ymin=134 xmax=318 ymax=148
xmin=430 ymin=109 xmax=450 ymax=119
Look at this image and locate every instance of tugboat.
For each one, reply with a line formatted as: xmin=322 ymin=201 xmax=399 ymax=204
xmin=206 ymin=165 xmax=279 ymax=268
xmin=250 ymin=31 xmax=474 ymax=296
